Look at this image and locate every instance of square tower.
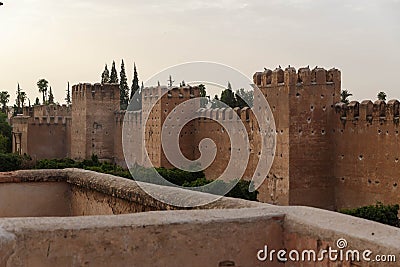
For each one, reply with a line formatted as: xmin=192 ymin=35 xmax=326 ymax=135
xmin=254 ymin=66 xmax=341 ymax=209
xmin=71 ymin=83 xmax=120 ymax=161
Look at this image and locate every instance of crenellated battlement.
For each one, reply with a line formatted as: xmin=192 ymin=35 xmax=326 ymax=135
xmin=72 ymin=83 xmax=119 ymax=101
xmin=253 ymin=66 xmax=341 ymax=87
xmin=141 ymin=85 xmax=200 ymax=100
xmin=115 ymin=110 xmax=142 ymax=125
xmin=142 ymin=86 xmax=165 ymax=99
xmin=196 ymin=107 xmax=251 ymax=122
xmin=335 ymin=100 xmax=400 ymax=123
xmin=31 ymin=116 xmax=71 ymax=125
xmin=31 ymin=104 xmax=71 ymax=117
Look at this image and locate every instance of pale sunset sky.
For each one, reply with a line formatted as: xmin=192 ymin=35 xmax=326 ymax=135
xmin=0 ymin=0 xmax=399 ymax=104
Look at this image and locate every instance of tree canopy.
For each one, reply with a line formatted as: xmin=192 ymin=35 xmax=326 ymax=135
xmin=0 ymin=112 xmax=12 ymax=153
xmin=0 ymin=91 xmax=10 ymax=113
xmin=130 ymin=62 xmax=140 ymax=100
xmin=109 ymin=61 xmax=119 ymax=83
xmin=101 ymin=64 xmax=110 ymax=84
xmin=340 ymin=89 xmax=353 ymax=104
xmin=377 ymin=91 xmax=387 ymax=101
xmin=119 ymin=60 xmax=130 ymax=110
xmin=37 ymin=79 xmax=49 ymax=104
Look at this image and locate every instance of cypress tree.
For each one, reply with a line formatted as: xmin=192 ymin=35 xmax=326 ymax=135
xmin=16 ymin=83 xmax=21 ymax=112
xmin=101 ymin=64 xmax=110 ymax=84
xmin=220 ymin=82 xmax=236 ymax=108
xmin=130 ymin=63 xmax=140 ymax=100
xmin=109 ymin=61 xmax=119 ymax=83
xmin=119 ymin=60 xmax=129 ymax=110
xmin=48 ymin=86 xmax=54 ymax=104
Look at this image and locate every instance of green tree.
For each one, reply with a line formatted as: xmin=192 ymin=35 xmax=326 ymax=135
xmin=340 ymin=202 xmax=399 ymax=227
xmin=0 ymin=112 xmax=12 ymax=153
xmin=119 ymin=60 xmax=130 ymax=110
xmin=19 ymin=91 xmax=27 ymax=109
xmin=48 ymin=86 xmax=54 ymax=104
xmin=0 ymin=154 xmax=22 ymax=171
xmin=109 ymin=61 xmax=119 ymax=83
xmin=0 ymin=134 xmax=8 ymax=153
xmin=0 ymin=91 xmax=10 ymax=113
xmin=340 ymin=89 xmax=352 ymax=104
xmin=220 ymin=82 xmax=236 ymax=108
xmin=130 ymin=62 xmax=140 ymax=100
xmin=377 ymin=91 xmax=387 ymax=101
xmin=15 ymin=83 xmax=21 ymax=113
xmin=211 ymin=95 xmax=224 ymax=108
xmin=101 ymin=64 xmax=110 ymax=84
xmin=235 ymin=88 xmax=253 ymax=109
xmin=65 ymin=82 xmax=71 ymax=105
xmin=198 ymin=84 xmax=208 ymax=108
xmin=37 ymin=79 xmax=49 ymax=103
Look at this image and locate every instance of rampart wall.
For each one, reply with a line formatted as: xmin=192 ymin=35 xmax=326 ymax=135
xmin=333 ymin=100 xmax=400 ymax=210
xmin=10 ymin=66 xmax=400 ymax=211
xmin=11 ymin=110 xmax=71 ymax=160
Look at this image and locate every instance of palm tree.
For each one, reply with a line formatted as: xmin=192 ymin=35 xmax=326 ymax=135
xmin=0 ymin=91 xmax=10 ymax=113
xmin=37 ymin=79 xmax=49 ymax=103
xmin=341 ymin=90 xmax=353 ymax=104
xmin=377 ymin=91 xmax=387 ymax=101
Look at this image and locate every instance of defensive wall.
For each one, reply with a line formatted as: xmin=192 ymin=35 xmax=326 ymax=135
xmin=11 ymin=104 xmax=72 ymax=160
xmin=0 ymin=169 xmax=399 ymax=267
xmin=10 ymin=66 xmax=400 ymax=212
xmin=333 ymin=100 xmax=400 ymax=210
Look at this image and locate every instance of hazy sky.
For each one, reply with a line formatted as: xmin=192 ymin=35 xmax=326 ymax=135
xmin=0 ymin=0 xmax=399 ymax=104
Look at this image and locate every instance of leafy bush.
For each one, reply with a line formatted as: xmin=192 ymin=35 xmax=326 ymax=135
xmin=0 ymin=112 xmax=12 ymax=153
xmin=183 ymin=178 xmax=259 ymax=201
xmin=32 ymin=157 xmax=257 ymax=201
xmin=0 ymin=153 xmax=23 ymax=171
xmin=34 ymin=158 xmax=79 ymax=169
xmin=340 ymin=202 xmax=400 ymax=227
xmin=156 ymin=167 xmax=205 ymax=186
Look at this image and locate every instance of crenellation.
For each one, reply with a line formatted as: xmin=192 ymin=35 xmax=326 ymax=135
xmin=240 ymin=107 xmax=250 ymax=122
xmin=284 ymin=67 xmax=297 ymax=85
xmin=253 ymin=72 xmax=263 ymax=86
xmin=360 ymin=100 xmax=373 ymax=121
xmin=180 ymin=86 xmax=191 ymax=98
xmin=218 ymin=109 xmax=226 ymax=121
xmin=373 ymin=100 xmax=386 ymax=119
xmin=261 ymin=69 xmax=272 ymax=86
xmin=271 ymin=68 xmax=284 ymax=86
xmin=297 ymin=67 xmax=311 ymax=85
xmin=347 ymin=101 xmax=360 ymax=120
xmin=327 ymin=68 xmax=341 ymax=85
xmin=335 ymin=102 xmax=347 ymax=119
xmin=311 ymin=68 xmax=327 ymax=84
xmin=386 ymin=100 xmax=400 ymax=121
